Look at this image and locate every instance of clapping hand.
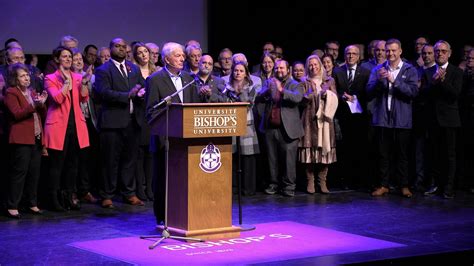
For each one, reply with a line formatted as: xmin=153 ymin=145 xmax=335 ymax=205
xmin=343 ymin=92 xmax=354 ymax=102
xmin=33 ymin=91 xmax=48 ymax=106
xmin=272 ymin=78 xmax=283 ymax=92
xmin=83 ymin=65 xmax=93 ymax=83
xmin=199 ymin=85 xmax=212 ymax=96
xmin=129 ymin=84 xmax=142 ymax=98
xmin=137 ymin=88 xmax=146 ymax=98
xmin=433 ymin=67 xmax=446 ymax=82
xmin=377 ymin=67 xmax=389 ymax=81
xmin=38 ymin=90 xmax=48 ymax=104
xmin=60 ymin=66 xmax=72 ymax=92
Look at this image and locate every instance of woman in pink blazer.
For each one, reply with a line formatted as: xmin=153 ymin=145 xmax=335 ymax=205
xmin=44 ymin=46 xmax=91 ymax=211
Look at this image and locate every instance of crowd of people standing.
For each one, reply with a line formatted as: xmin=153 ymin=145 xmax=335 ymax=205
xmin=0 ymin=35 xmax=473 ymax=222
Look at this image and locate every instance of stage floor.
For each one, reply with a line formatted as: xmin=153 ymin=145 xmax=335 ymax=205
xmin=1 ymin=189 xmax=473 ymax=265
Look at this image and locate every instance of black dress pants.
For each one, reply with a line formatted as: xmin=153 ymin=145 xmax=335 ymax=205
xmin=7 ymin=140 xmax=42 ymax=209
xmin=375 ymin=127 xmax=411 ymax=188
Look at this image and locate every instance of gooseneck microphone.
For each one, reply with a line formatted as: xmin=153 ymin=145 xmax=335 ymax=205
xmin=152 ymin=78 xmax=196 ymax=110
xmin=221 ymin=84 xmax=239 ymax=102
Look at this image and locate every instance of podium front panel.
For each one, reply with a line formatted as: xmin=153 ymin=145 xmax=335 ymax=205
xmin=168 ymin=138 xmax=233 ymax=231
xmin=183 ymin=103 xmax=248 ymax=138
xmin=151 ymin=103 xmax=248 ymax=138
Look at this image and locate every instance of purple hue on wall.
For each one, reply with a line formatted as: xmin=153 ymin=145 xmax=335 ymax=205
xmin=70 ymin=221 xmax=405 ymax=265
xmin=0 ymin=0 xmax=207 ymax=54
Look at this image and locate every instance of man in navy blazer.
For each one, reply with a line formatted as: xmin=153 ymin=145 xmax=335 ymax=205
xmin=94 ymin=38 xmax=146 ymax=208
xmin=420 ymin=40 xmax=463 ymax=199
xmin=145 ymin=42 xmax=201 ymax=224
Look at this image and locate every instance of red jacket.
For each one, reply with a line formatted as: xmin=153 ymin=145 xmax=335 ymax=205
xmin=4 ymin=87 xmax=46 ymax=145
xmin=44 ymin=70 xmax=89 ymax=150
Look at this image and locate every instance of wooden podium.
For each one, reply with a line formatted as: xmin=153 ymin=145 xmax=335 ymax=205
xmin=150 ymin=102 xmax=249 ymax=240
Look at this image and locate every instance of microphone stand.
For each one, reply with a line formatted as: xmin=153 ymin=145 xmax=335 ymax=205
xmin=226 ymin=91 xmax=256 ymax=232
xmin=236 ymin=134 xmax=256 ymax=232
xmin=140 ymin=79 xmax=204 ymax=249
xmin=149 ymin=79 xmax=196 ymax=123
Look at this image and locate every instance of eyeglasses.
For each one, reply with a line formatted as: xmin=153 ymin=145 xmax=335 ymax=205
xmin=435 ymin=49 xmax=449 ymax=54
xmin=11 ymin=56 xmax=25 ymax=60
xmin=416 ymin=42 xmax=427 ymax=46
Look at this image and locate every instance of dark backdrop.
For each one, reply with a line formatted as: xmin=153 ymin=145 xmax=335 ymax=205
xmin=208 ymin=0 xmax=474 ymax=66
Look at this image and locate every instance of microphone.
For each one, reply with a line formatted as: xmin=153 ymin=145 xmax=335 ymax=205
xmin=220 ymin=84 xmax=231 ymax=94
xmin=166 ymin=60 xmax=183 ymax=70
xmin=216 ymin=83 xmax=226 ymax=93
xmin=222 ymin=84 xmax=239 ymax=102
xmin=152 ymin=78 xmax=196 ymax=110
xmin=193 ymin=75 xmax=203 ymax=87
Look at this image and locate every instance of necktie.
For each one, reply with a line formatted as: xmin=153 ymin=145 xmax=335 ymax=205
xmin=119 ymin=63 xmax=127 ymax=79
xmin=119 ymin=63 xmax=133 ymax=114
xmin=348 ymin=67 xmax=353 ymax=88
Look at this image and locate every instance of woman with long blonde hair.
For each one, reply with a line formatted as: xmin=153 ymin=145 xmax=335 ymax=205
xmin=298 ymin=55 xmax=338 ymax=194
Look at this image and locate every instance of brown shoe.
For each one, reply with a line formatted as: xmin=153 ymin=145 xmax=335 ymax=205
xmin=371 ymin=186 xmax=389 ymax=197
xmin=81 ymin=192 xmax=98 ymax=204
xmin=126 ymin=195 xmax=144 ymax=206
xmin=401 ymin=187 xmax=413 ymax=198
xmin=101 ymin=199 xmax=114 ymax=209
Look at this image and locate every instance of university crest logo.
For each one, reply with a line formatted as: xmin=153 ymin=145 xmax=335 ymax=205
xmin=199 ymin=143 xmax=222 ymax=173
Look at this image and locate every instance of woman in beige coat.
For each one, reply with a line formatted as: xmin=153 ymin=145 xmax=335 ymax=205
xmin=298 ymin=55 xmax=338 ymax=194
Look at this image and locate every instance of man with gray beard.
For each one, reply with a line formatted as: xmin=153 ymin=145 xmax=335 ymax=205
xmin=194 ymin=54 xmax=227 ymax=103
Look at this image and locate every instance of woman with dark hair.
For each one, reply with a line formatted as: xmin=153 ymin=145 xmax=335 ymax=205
xmin=4 ymin=63 xmax=47 ymax=218
xmin=253 ymin=52 xmax=275 ymax=83
xmin=292 ymin=61 xmax=306 ymax=82
xmin=44 ymin=46 xmax=91 ymax=211
xmin=225 ymin=62 xmax=261 ymax=195
xmin=132 ymin=42 xmax=155 ymax=200
xmin=321 ymin=54 xmax=336 ymax=77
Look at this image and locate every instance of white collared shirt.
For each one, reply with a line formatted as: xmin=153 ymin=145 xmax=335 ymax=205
xmin=387 ymin=60 xmax=404 ymax=111
xmin=165 ymin=66 xmax=183 ymax=102
xmin=111 ymin=58 xmax=127 ymax=77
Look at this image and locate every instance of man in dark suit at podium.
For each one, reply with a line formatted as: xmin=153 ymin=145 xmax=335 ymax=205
xmin=145 ymin=42 xmax=202 ymax=224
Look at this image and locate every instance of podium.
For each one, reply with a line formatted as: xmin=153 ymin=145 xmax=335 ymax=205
xmin=151 ymin=102 xmax=249 ymax=240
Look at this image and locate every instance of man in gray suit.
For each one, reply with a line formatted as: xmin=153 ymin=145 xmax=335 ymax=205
xmin=145 ymin=42 xmax=202 ymax=224
xmin=256 ymin=60 xmax=304 ymax=197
